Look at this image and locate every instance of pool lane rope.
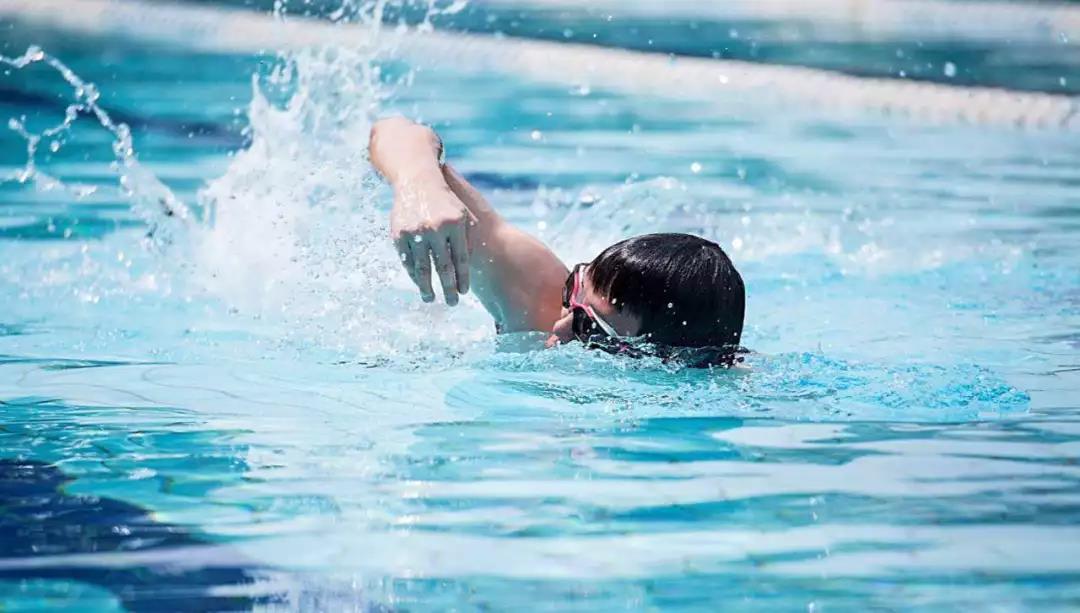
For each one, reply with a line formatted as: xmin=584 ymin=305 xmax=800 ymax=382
xmin=0 ymin=0 xmax=1076 ymax=130
xmin=478 ymin=0 xmax=1080 ymax=45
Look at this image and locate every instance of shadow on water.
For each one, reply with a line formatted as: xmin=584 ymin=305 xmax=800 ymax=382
xmin=0 ymin=458 xmax=275 ymax=610
xmin=0 ymin=461 xmax=273 ymax=610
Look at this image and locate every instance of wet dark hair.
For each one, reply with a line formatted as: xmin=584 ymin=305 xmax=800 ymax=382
xmin=587 ymin=233 xmax=745 ymax=367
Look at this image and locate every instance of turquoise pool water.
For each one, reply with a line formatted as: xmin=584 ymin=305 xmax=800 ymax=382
xmin=2 ymin=3 xmax=1080 ymax=610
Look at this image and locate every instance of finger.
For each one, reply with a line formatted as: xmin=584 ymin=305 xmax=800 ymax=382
xmin=431 ymin=240 xmax=459 ymax=306
xmin=394 ymin=236 xmax=415 ymax=272
xmin=414 ymin=242 xmax=436 ymax=303
xmin=448 ymin=224 xmax=470 ymax=295
xmin=394 ymin=236 xmax=425 ymax=293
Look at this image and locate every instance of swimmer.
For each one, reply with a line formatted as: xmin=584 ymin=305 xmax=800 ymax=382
xmin=369 ymin=117 xmax=745 ymax=366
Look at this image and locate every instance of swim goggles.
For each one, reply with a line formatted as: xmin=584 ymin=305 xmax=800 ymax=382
xmin=562 ymin=263 xmax=621 ymax=341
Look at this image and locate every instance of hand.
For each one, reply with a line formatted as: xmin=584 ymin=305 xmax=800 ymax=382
xmin=390 ymin=182 xmax=471 ymax=305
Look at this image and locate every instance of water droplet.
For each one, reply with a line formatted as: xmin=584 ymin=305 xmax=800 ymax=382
xmin=578 ymin=190 xmax=598 ymax=205
xmin=690 ymin=162 xmax=702 ymax=174
xmin=413 ymin=235 xmax=423 ymax=243
xmin=667 ymin=302 xmax=674 ymax=309
xmin=530 ymin=130 xmax=542 ymax=141
xmin=943 ymin=62 xmax=957 ymax=78
xmin=732 ymin=237 xmax=744 ymax=250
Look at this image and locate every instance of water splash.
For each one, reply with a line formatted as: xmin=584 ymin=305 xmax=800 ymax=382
xmin=3 ymin=1 xmax=493 ymax=362
xmin=0 ymin=46 xmax=191 ymax=248
xmin=190 ymin=0 xmax=494 ymax=360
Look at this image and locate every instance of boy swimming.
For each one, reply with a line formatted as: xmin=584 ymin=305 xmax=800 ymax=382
xmin=369 ymin=117 xmax=745 ymax=366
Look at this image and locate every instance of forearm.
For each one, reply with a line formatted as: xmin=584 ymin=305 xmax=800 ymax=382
xmin=441 ymin=164 xmax=502 ymax=240
xmin=442 ymin=165 xmax=567 ymax=333
xmin=369 ymin=117 xmax=444 ymax=189
xmin=371 ymin=118 xmax=494 ymax=227
xmin=371 ymin=117 xmax=473 ymax=304
xmin=370 ymin=117 xmax=566 ymax=331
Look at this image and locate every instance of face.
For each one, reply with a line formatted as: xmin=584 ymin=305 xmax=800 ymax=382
xmin=547 ymin=265 xmax=642 ymax=348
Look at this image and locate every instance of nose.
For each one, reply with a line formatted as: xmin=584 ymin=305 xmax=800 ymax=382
xmin=546 ymin=308 xmax=574 ymax=348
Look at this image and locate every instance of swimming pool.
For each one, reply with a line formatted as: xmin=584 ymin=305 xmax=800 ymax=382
xmin=2 ymin=0 xmax=1080 ymax=609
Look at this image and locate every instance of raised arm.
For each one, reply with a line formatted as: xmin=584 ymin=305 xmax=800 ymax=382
xmin=369 ymin=117 xmax=568 ymax=333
